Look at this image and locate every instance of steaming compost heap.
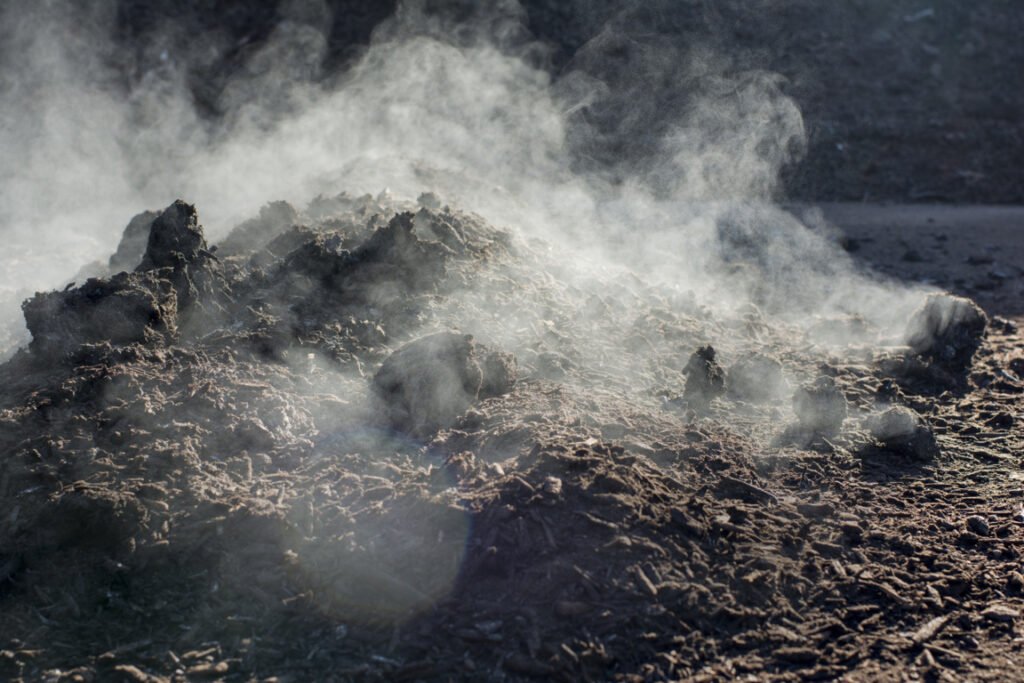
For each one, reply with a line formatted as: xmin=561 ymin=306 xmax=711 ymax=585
xmin=1 ymin=195 xmax=1023 ymax=682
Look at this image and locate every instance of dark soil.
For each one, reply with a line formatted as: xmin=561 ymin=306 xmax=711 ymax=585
xmin=2 ymin=3 xmax=1023 ymax=682
xmin=1 ymin=194 xmax=1022 ymax=682
xmin=820 ymin=203 xmax=1024 ymax=320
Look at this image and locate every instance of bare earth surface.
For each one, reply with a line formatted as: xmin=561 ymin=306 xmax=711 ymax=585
xmin=0 ymin=199 xmax=1020 ymax=682
xmin=823 ymin=205 xmax=1024 ymax=320
xmin=1 ymin=2 xmax=1023 ymax=682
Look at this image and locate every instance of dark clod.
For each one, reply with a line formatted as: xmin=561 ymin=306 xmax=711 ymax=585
xmin=874 ymin=379 xmax=904 ymax=404
xmin=373 ymin=332 xmax=516 ymax=436
xmin=684 ymin=345 xmax=725 ymax=410
xmin=905 ymin=294 xmax=987 ymax=371
xmin=865 ymin=406 xmax=940 ymax=460
xmin=480 ymin=350 xmax=517 ymax=398
xmin=793 ymin=376 xmax=847 ymax=435
xmin=138 ymin=200 xmax=208 ymax=271
xmin=966 ymin=515 xmax=990 ymax=536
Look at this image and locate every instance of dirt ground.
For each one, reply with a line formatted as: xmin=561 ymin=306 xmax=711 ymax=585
xmin=821 ymin=204 xmax=1024 ymax=320
xmin=1 ymin=2 xmax=1023 ymax=683
xmin=0 ymin=196 xmax=1020 ymax=682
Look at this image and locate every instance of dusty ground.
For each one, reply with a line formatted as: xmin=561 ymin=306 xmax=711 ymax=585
xmin=0 ymin=197 xmax=1020 ymax=682
xmin=822 ymin=205 xmax=1024 ymax=320
xmin=1 ymin=2 xmax=1023 ymax=683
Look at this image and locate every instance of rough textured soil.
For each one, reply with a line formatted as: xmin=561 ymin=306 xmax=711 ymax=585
xmin=2 ymin=2 xmax=1023 ymax=682
xmin=0 ymin=196 xmax=1021 ymax=682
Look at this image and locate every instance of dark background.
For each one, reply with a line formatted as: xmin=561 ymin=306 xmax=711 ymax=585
xmin=101 ymin=1 xmax=1024 ymax=204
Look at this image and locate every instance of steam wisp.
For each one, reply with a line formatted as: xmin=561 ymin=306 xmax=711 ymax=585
xmin=1 ymin=0 xmax=931 ymax=360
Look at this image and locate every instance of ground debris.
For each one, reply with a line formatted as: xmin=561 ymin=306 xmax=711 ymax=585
xmin=683 ymin=345 xmax=725 ymax=410
xmin=793 ymin=375 xmax=848 ymax=435
xmin=905 ymin=293 xmax=988 ymax=371
xmin=980 ymin=604 xmax=1020 ymax=623
xmin=910 ymin=614 xmax=950 ymax=645
xmin=715 ymin=475 xmax=778 ymax=505
xmin=1 ymin=192 xmax=1022 ymax=683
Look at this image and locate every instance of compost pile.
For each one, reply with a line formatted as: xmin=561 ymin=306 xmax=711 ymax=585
xmin=1 ymin=195 xmax=1022 ymax=682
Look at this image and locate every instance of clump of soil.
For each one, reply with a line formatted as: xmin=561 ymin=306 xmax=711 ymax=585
xmin=137 ymin=200 xmax=209 ymax=270
xmin=372 ymin=332 xmax=516 ymax=436
xmin=905 ymin=293 xmax=988 ymax=371
xmin=683 ymin=345 xmax=725 ymax=410
xmin=21 ymin=272 xmax=178 ymax=356
xmin=727 ymin=353 xmax=788 ymax=403
xmin=793 ymin=375 xmax=848 ymax=435
xmin=864 ymin=406 xmax=940 ymax=461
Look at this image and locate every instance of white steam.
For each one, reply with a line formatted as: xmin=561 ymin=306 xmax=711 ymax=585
xmin=0 ymin=0 xmax=928 ymax=356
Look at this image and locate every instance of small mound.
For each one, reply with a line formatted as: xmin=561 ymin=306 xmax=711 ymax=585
xmin=905 ymin=293 xmax=988 ymax=371
xmin=137 ymin=200 xmax=209 ymax=271
xmin=864 ymin=406 xmax=940 ymax=461
xmin=373 ymin=332 xmax=516 ymax=436
xmin=726 ymin=353 xmax=788 ymax=403
xmin=21 ymin=201 xmax=225 ymax=358
xmin=683 ymin=345 xmax=725 ymax=410
xmin=793 ymin=376 xmax=848 ymax=435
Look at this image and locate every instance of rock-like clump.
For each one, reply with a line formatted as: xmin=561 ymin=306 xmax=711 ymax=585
xmin=727 ymin=353 xmax=788 ymax=403
xmin=373 ymin=332 xmax=516 ymax=436
xmin=21 ymin=273 xmax=177 ymax=355
xmin=108 ymin=209 xmax=158 ymax=273
xmin=905 ymin=294 xmax=988 ymax=371
xmin=865 ymin=406 xmax=940 ymax=460
xmin=793 ymin=376 xmax=848 ymax=435
xmin=138 ymin=200 xmax=209 ymax=271
xmin=684 ymin=345 xmax=726 ymax=410
xmin=21 ymin=200 xmax=218 ymax=357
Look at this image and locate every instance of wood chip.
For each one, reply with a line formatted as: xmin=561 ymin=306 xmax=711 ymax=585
xmin=633 ymin=565 xmax=659 ymax=596
xmin=716 ymin=476 xmax=779 ymax=505
xmin=911 ymin=615 xmax=950 ymax=645
xmin=981 ymin=604 xmax=1020 ymax=622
